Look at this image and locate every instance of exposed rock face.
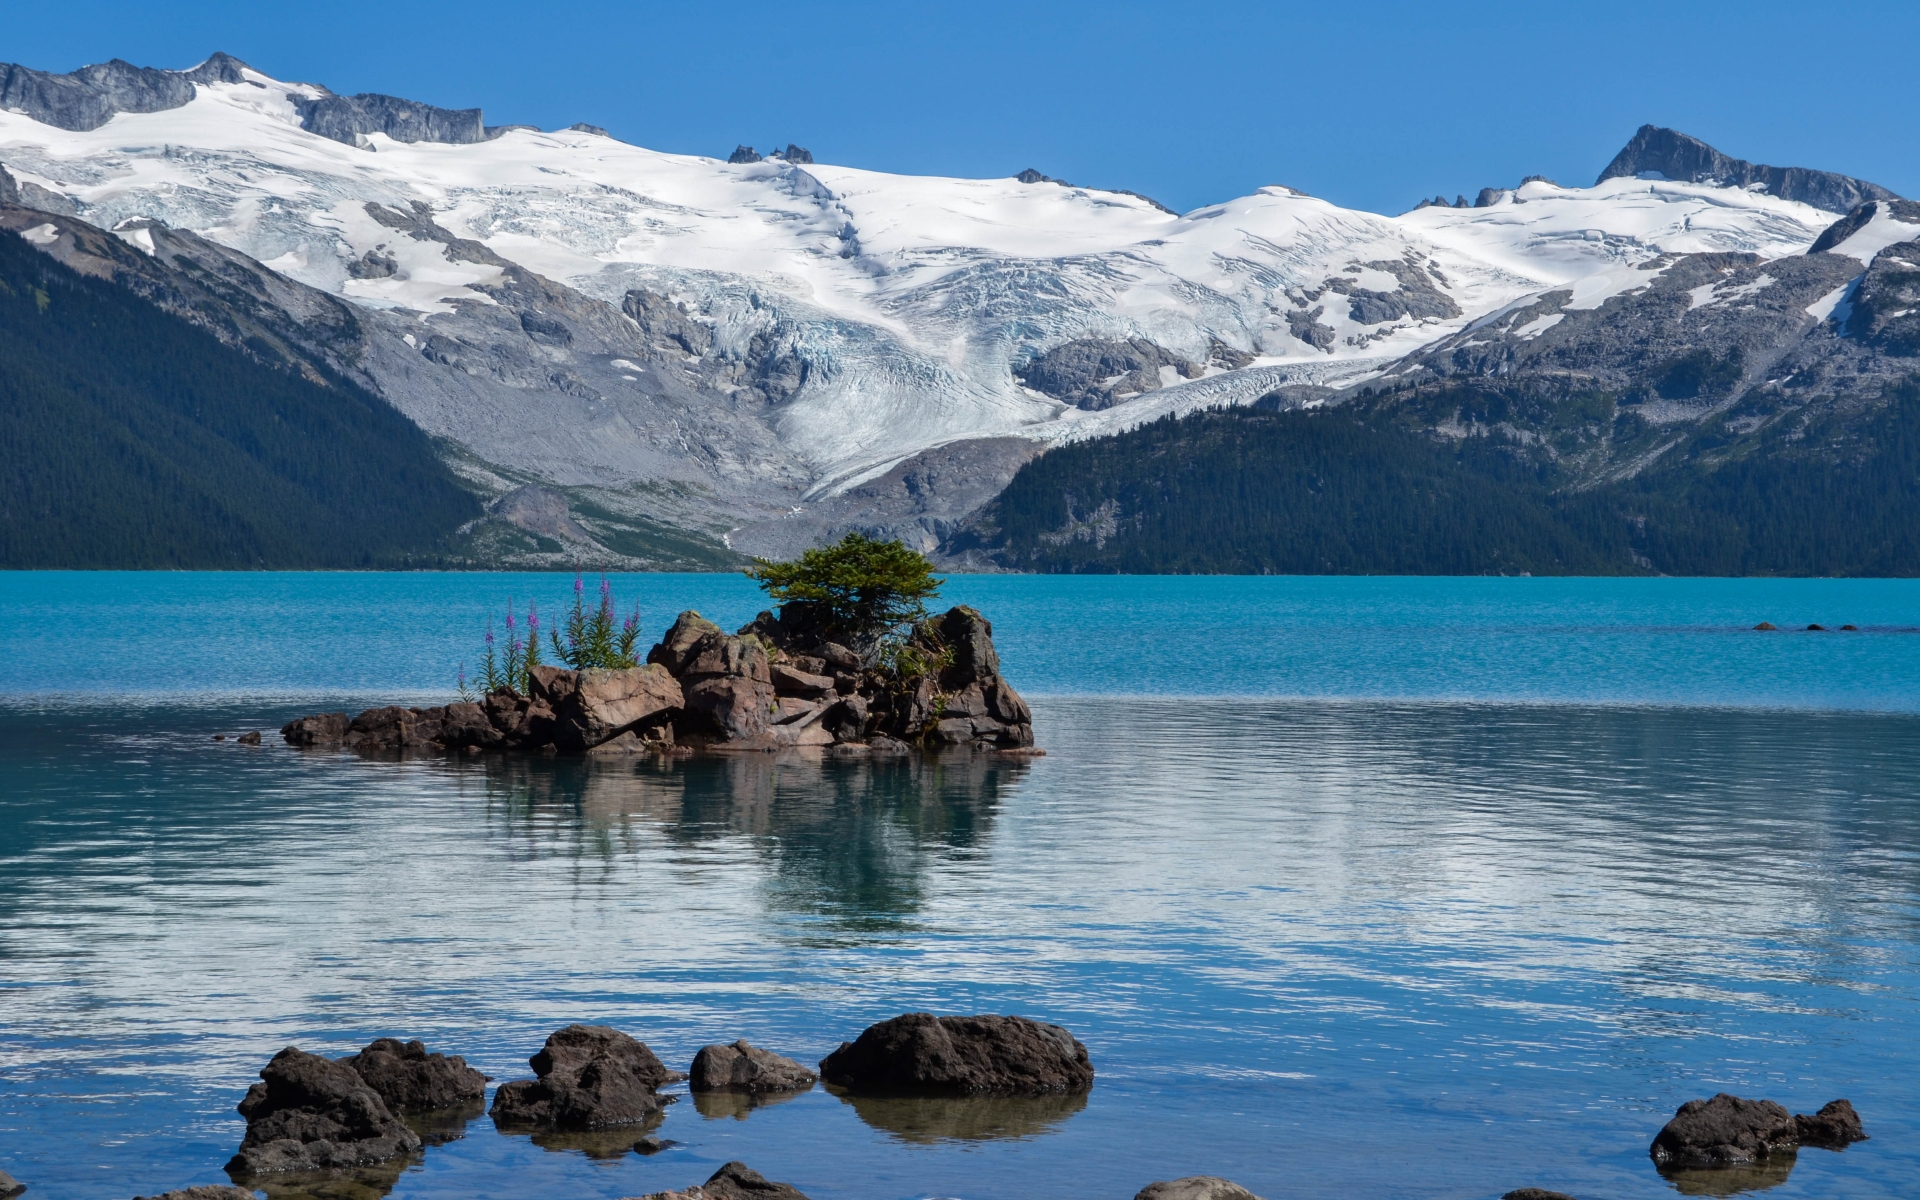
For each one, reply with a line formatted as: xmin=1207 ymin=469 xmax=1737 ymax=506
xmin=227 ymin=1047 xmax=422 ymax=1176
xmin=1598 ymin=125 xmax=1898 ymax=213
xmin=728 ymin=145 xmax=762 ymax=164
xmin=0 ymin=58 xmax=197 ymax=132
xmin=689 ymin=1040 xmax=819 ymax=1094
xmin=488 ymin=484 xmax=595 ymax=546
xmin=338 ymin=1038 xmax=487 ymax=1113
xmin=1134 ymin=1179 xmax=1265 ymax=1200
xmin=293 ymin=93 xmax=487 ymax=145
xmin=623 ymin=289 xmax=713 ymax=357
xmin=0 ymin=163 xmax=18 ymax=206
xmin=0 ymin=1170 xmax=23 ymax=1199
xmin=527 ymin=663 xmax=684 ymax=752
xmin=1016 ymin=337 xmax=1203 ymax=410
xmin=818 ymin=1013 xmax=1093 ymax=1096
xmin=1793 ymin=1098 xmax=1867 ymax=1147
xmin=629 ymin=1161 xmax=812 ymax=1200
xmin=490 ymin=1025 xmax=678 ymax=1130
xmin=676 ymin=630 xmax=777 ymax=744
xmin=1649 ymin=1093 xmax=1800 ymax=1166
xmin=779 ymin=145 xmax=814 ymax=165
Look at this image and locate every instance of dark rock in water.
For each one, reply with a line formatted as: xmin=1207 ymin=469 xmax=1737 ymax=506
xmin=1753 ymin=622 xmax=1777 ymax=631
xmin=132 ymin=1188 xmax=255 ymax=1200
xmin=491 ymin=1024 xmax=678 ymax=1130
xmin=0 ymin=1169 xmax=23 ymax=1199
xmin=1842 ymin=624 xmax=1859 ymax=631
xmin=281 ymin=712 xmax=348 ymax=745
xmin=1649 ymin=1093 xmax=1798 ymax=1167
xmin=338 ymin=1038 xmax=486 ymax=1114
xmin=1793 ymin=1098 xmax=1866 ymax=1147
xmin=628 ymin=1161 xmax=811 ymax=1200
xmin=633 ymin=1134 xmax=673 ymax=1154
xmin=1501 ymin=1191 xmax=1577 ymax=1200
xmin=689 ymin=1040 xmax=818 ymax=1094
xmin=236 ymin=731 xmax=261 ymax=745
xmin=818 ymin=1013 xmax=1092 ymax=1096
xmin=728 ymin=145 xmax=762 ymax=164
xmin=1134 ymin=1179 xmax=1265 ymax=1200
xmin=227 ymin=1046 xmax=422 ymax=1176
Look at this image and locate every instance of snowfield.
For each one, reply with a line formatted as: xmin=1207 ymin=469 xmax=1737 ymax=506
xmin=0 ymin=60 xmax=1858 ymax=543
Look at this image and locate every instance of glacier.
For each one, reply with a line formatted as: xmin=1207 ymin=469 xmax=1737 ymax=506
xmin=0 ymin=55 xmax=1862 ymax=558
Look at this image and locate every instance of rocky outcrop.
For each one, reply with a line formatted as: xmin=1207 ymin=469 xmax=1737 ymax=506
xmin=1598 ymin=125 xmax=1898 ymax=213
xmin=627 ymin=1161 xmax=812 ymax=1200
xmin=1134 ymin=1179 xmax=1264 ymax=1200
xmin=1649 ymin=1092 xmax=1865 ymax=1167
xmin=293 ymin=92 xmax=487 ymax=145
xmin=490 ymin=1025 xmax=680 ymax=1131
xmin=689 ymin=1040 xmax=818 ymax=1094
xmin=1016 ymin=337 xmax=1204 ymax=410
xmin=131 ymin=1189 xmax=255 ymax=1200
xmin=1792 ymin=1098 xmax=1867 ymax=1147
xmin=1500 ymin=1191 xmax=1576 ymax=1200
xmin=286 ymin=601 xmax=1032 ymax=756
xmin=818 ymin=1013 xmax=1092 ymax=1096
xmin=0 ymin=1170 xmax=22 ymax=1199
xmin=338 ymin=1038 xmax=487 ymax=1114
xmin=729 ymin=146 xmax=763 ymax=164
xmin=227 ymin=1047 xmax=422 ymax=1176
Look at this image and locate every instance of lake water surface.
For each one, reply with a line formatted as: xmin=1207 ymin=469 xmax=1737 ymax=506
xmin=2 ymin=574 xmax=1918 ymax=1199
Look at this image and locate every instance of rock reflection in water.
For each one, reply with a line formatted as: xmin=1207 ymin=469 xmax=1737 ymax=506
xmin=492 ymin=1107 xmax=669 ymax=1160
xmin=232 ymin=1154 xmax=414 ymax=1200
xmin=692 ymin=1086 xmax=811 ymax=1120
xmin=473 ymin=749 xmax=1031 ymax=930
xmin=1656 ymin=1155 xmax=1797 ymax=1195
xmin=830 ymin=1089 xmax=1090 ymax=1144
xmin=404 ymin=1099 xmax=486 ymax=1147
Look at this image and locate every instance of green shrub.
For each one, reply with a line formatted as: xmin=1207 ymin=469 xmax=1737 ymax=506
xmin=748 ymin=533 xmax=943 ymax=646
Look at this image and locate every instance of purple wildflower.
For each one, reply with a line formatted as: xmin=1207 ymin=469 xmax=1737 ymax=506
xmin=575 ymin=573 xmax=585 ymax=596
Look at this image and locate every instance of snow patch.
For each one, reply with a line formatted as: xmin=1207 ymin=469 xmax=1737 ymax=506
xmin=19 ymin=222 xmax=59 ymax=246
xmin=1827 ymin=206 xmax=1920 ymax=264
xmin=1806 ymin=276 xmax=1862 ymax=325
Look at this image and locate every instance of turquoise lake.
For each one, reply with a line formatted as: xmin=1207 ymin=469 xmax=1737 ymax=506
xmin=3 ymin=573 xmax=1919 ymax=1199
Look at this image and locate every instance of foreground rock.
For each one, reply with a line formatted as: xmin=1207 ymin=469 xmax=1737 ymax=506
xmin=1649 ymin=1092 xmax=1866 ymax=1167
xmin=818 ymin=1013 xmax=1092 ymax=1096
xmin=689 ymin=1040 xmax=818 ymax=1094
xmin=338 ymin=1037 xmax=487 ymax=1113
xmin=1501 ymin=1191 xmax=1577 ymax=1200
xmin=624 ymin=1161 xmax=811 ymax=1200
xmin=0 ymin=1171 xmax=23 ymax=1199
xmin=227 ymin=1047 xmax=421 ymax=1176
xmin=283 ymin=603 xmax=1036 ymax=757
xmin=491 ymin=1024 xmax=680 ymax=1130
xmin=132 ymin=1189 xmax=255 ymax=1200
xmin=1135 ymin=1180 xmax=1265 ymax=1200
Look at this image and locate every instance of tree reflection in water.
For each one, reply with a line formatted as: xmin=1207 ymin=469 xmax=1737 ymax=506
xmin=469 ymin=749 xmax=1032 ymax=934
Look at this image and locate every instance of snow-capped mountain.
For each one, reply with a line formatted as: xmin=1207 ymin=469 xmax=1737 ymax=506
xmin=0 ymin=54 xmax=1890 ymax=560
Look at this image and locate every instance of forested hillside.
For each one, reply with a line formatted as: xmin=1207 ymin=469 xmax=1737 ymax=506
xmin=956 ymin=376 xmax=1920 ymax=577
xmin=0 ymin=226 xmax=479 ymax=568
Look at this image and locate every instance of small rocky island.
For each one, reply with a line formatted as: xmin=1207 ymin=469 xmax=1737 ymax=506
xmin=283 ymin=536 xmax=1038 ymax=757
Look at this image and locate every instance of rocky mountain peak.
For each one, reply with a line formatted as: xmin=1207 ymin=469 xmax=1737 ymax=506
xmin=1597 ymin=124 xmax=1898 ymax=213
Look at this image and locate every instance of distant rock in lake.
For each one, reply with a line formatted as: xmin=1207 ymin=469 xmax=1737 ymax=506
xmin=689 ymin=1039 xmax=817 ymax=1095
xmin=491 ymin=1024 xmax=681 ymax=1131
xmin=818 ymin=1013 xmax=1092 ymax=1096
xmin=622 ymin=1160 xmax=812 ymax=1200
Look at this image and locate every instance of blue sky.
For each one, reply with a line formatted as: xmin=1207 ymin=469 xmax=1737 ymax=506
xmin=6 ymin=1 xmax=1915 ymax=215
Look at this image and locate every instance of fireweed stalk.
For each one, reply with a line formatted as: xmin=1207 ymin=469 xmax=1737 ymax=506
xmin=460 ymin=583 xmax=640 ymax=695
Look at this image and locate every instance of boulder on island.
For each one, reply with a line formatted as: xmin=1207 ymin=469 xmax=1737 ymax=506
xmin=226 ymin=1047 xmax=422 ymax=1176
xmin=491 ymin=1024 xmax=682 ymax=1130
xmin=1134 ymin=1179 xmax=1265 ymax=1200
xmin=818 ymin=1013 xmax=1092 ymax=1096
xmin=689 ymin=1039 xmax=818 ymax=1094
xmin=1649 ymin=1093 xmax=1801 ymax=1166
xmin=338 ymin=1037 xmax=487 ymax=1113
xmin=622 ymin=1161 xmax=812 ymax=1200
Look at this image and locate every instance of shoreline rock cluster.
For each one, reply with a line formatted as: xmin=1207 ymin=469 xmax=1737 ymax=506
xmin=47 ymin=1035 xmax=1867 ymax=1200
xmin=282 ymin=604 xmax=1037 ymax=757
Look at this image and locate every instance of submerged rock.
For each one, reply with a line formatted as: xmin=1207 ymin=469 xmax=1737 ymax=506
xmin=818 ymin=1013 xmax=1092 ymax=1096
xmin=338 ymin=1037 xmax=487 ymax=1113
xmin=689 ymin=1040 xmax=818 ymax=1095
xmin=1500 ymin=1191 xmax=1578 ymax=1200
xmin=131 ymin=1189 xmax=255 ymax=1200
xmin=1649 ymin=1093 xmax=1799 ymax=1166
xmin=491 ymin=1024 xmax=679 ymax=1130
xmin=1134 ymin=1180 xmax=1265 ymax=1200
xmin=625 ymin=1161 xmax=811 ymax=1200
xmin=227 ymin=1047 xmax=422 ymax=1176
